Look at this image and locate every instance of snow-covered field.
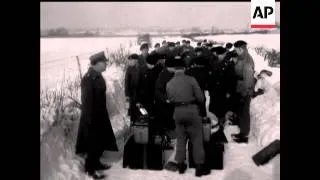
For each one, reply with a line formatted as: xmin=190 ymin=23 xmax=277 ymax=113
xmin=40 ymin=34 xmax=280 ymax=180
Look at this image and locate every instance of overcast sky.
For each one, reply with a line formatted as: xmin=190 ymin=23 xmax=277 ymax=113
xmin=41 ymin=2 xmax=280 ymax=30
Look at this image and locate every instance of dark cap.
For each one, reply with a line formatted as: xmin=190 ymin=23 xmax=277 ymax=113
xmin=186 ymin=40 xmax=191 ymax=44
xmin=128 ymin=53 xmax=139 ymax=60
xmin=234 ymin=40 xmax=247 ymax=48
xmin=154 ymin=43 xmax=160 ymax=48
xmin=89 ymin=51 xmax=108 ymax=65
xmin=197 ymin=42 xmax=202 ymax=46
xmin=215 ymin=47 xmax=227 ymax=55
xmin=176 ymin=41 xmax=180 ymax=45
xmin=203 ymin=39 xmax=207 ymax=43
xmin=182 ymin=40 xmax=186 ymax=43
xmin=140 ymin=43 xmax=149 ymax=50
xmin=225 ymin=42 xmax=233 ymax=49
xmin=173 ymin=57 xmax=185 ymax=68
xmin=168 ymin=42 xmax=176 ymax=47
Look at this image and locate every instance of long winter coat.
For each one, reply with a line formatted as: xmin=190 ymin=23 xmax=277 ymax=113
xmin=75 ymin=67 xmax=118 ymax=156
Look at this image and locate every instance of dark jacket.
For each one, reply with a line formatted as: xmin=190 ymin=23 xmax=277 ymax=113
xmin=75 ymin=67 xmax=118 ymax=155
xmin=185 ymin=65 xmax=210 ymax=92
xmin=137 ymin=66 xmax=161 ymax=114
xmin=125 ymin=65 xmax=140 ymax=101
xmin=234 ymin=50 xmax=255 ymax=97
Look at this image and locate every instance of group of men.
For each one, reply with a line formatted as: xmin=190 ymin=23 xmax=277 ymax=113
xmin=124 ymin=39 xmax=255 ymax=177
xmin=75 ymin=38 xmax=256 ymax=179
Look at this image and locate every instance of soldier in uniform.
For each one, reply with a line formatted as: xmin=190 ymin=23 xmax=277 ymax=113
xmin=181 ymin=40 xmax=187 ymax=48
xmin=136 ymin=53 xmax=161 ymax=117
xmin=181 ymin=50 xmax=195 ymax=68
xmin=75 ymin=52 xmax=118 ymax=179
xmin=231 ymin=40 xmax=255 ymax=143
xmin=166 ymin=58 xmax=210 ymax=177
xmin=125 ymin=54 xmax=142 ymax=122
xmin=197 ymin=42 xmax=202 ymax=48
xmin=150 ymin=43 xmax=161 ymax=55
xmin=208 ymin=47 xmax=237 ymax=124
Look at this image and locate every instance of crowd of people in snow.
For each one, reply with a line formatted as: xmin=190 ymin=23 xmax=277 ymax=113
xmin=74 ymin=38 xmax=278 ymax=179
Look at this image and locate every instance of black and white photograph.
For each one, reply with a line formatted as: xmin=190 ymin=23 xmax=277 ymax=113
xmin=40 ymin=2 xmax=280 ymax=180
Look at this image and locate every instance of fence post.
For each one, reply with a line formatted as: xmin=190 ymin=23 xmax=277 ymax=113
xmin=76 ymin=56 xmax=83 ymax=80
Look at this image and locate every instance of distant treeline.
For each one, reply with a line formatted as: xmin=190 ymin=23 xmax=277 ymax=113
xmin=41 ymin=27 xmax=278 ymax=38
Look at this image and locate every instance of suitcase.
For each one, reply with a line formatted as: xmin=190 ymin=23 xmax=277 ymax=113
xmin=188 ymin=127 xmax=227 ymax=170
xmin=132 ymin=106 xmax=149 ymax=144
xmin=123 ymin=135 xmax=164 ymax=170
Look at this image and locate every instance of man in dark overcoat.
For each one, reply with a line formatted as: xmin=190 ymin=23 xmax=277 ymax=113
xmin=231 ymin=40 xmax=255 ymax=143
xmin=75 ymin=51 xmax=118 ymax=179
xmin=124 ymin=54 xmax=141 ymax=122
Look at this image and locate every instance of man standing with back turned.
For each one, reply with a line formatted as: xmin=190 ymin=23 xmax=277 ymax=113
xmin=166 ymin=57 xmax=210 ymax=177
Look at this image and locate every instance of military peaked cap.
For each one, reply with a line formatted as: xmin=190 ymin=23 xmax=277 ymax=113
xmin=154 ymin=43 xmax=160 ymax=48
xmin=234 ymin=40 xmax=248 ymax=48
xmin=140 ymin=43 xmax=149 ymax=50
xmin=173 ymin=57 xmax=185 ymax=68
xmin=168 ymin=42 xmax=176 ymax=47
xmin=89 ymin=51 xmax=108 ymax=65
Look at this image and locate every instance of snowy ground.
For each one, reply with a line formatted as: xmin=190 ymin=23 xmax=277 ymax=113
xmin=41 ymin=34 xmax=280 ymax=180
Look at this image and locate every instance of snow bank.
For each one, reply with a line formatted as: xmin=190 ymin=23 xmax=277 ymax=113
xmin=250 ymin=74 xmax=280 ymax=147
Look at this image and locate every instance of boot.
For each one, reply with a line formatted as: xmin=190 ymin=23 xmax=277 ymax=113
xmin=195 ymin=164 xmax=211 ymax=177
xmin=177 ymin=163 xmax=187 ymax=174
xmin=164 ymin=161 xmax=178 ymax=172
xmin=95 ymin=162 xmax=111 ymax=170
xmin=87 ymin=171 xmax=106 ymax=179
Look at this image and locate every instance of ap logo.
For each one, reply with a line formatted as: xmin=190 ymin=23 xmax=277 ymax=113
xmin=251 ymin=0 xmax=276 ymax=28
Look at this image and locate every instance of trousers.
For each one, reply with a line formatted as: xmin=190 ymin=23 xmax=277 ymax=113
xmin=173 ymin=105 xmax=205 ymax=165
